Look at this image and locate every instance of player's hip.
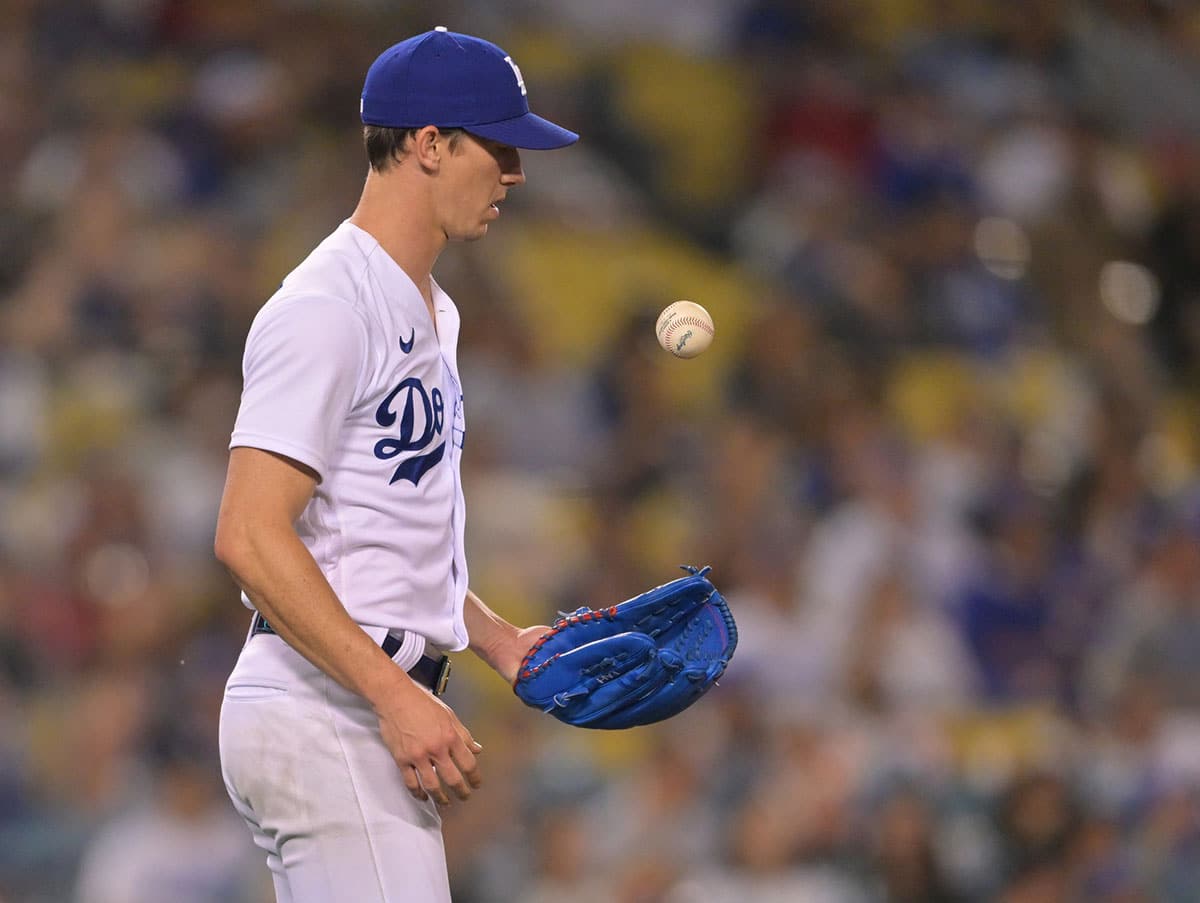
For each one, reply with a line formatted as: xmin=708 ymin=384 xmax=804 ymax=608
xmin=217 ymin=672 xmax=441 ymax=850
xmin=223 ymin=630 xmax=376 ymax=716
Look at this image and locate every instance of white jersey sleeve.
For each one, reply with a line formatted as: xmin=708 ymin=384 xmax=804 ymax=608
xmin=231 ymin=293 xmax=369 ymax=480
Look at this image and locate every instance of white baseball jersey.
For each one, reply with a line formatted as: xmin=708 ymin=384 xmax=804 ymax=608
xmin=230 ymin=220 xmax=470 ymax=659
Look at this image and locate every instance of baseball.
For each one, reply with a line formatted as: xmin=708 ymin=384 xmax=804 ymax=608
xmin=655 ymin=300 xmax=714 ymax=359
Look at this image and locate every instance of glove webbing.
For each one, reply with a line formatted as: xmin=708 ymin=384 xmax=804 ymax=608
xmin=674 ymin=609 xmax=718 ymax=663
xmin=634 ymin=594 xmax=713 ymax=638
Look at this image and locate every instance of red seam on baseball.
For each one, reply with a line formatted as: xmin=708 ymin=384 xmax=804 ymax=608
xmin=660 ymin=317 xmax=713 ymax=345
xmin=674 ymin=316 xmax=713 ymax=334
xmin=661 ymin=320 xmax=713 ymax=351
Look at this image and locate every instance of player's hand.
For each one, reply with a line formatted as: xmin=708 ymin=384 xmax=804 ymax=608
xmin=375 ymin=679 xmax=483 ymax=806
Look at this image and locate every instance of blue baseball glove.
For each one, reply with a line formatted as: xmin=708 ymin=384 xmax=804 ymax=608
xmin=512 ymin=566 xmax=738 ymax=729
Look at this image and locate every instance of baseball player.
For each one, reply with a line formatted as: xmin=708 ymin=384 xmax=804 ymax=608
xmin=214 ymin=28 xmax=576 ymax=902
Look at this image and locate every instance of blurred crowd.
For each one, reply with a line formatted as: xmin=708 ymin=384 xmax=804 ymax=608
xmin=5 ymin=0 xmax=1200 ymax=901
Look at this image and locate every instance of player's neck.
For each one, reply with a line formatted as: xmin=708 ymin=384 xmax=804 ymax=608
xmin=349 ymin=173 xmax=443 ymax=298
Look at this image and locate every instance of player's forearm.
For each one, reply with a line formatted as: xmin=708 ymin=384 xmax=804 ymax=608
xmin=463 ymin=589 xmax=518 ymax=661
xmin=462 ymin=592 xmax=551 ymax=684
xmin=216 ymin=521 xmax=412 ymax=707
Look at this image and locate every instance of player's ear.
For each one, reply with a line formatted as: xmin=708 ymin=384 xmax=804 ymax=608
xmin=411 ymin=125 xmax=443 ymax=172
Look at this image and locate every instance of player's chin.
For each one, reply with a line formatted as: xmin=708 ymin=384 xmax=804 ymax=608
xmin=453 ymin=228 xmax=489 ymax=244
xmin=446 ymin=224 xmax=490 ymax=243
xmin=461 ymin=221 xmax=493 ymax=242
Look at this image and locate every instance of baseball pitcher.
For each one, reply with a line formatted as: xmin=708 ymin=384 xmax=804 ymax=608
xmin=215 ymin=27 xmax=735 ymax=903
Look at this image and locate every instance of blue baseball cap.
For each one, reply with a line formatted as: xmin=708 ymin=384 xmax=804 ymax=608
xmin=361 ymin=27 xmax=579 ymax=150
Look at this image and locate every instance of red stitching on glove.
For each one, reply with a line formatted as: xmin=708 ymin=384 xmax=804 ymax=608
xmin=516 ymin=604 xmax=622 ymax=683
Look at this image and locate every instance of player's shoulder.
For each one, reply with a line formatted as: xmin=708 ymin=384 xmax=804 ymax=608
xmin=277 ymin=222 xmax=375 ymax=306
xmin=251 ymin=224 xmax=382 ymax=329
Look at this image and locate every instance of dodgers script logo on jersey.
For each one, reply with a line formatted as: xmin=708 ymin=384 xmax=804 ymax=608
xmin=374 ymin=377 xmax=446 ymax=485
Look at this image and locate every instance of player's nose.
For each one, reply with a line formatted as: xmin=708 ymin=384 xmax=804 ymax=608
xmin=499 ymin=147 xmax=524 ymax=186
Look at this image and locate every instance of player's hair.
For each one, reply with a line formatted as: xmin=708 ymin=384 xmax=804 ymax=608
xmin=364 ymin=125 xmax=466 ymax=172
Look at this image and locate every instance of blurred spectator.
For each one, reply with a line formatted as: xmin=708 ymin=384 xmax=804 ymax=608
xmin=72 ymin=723 xmax=263 ymax=903
xmin=517 ymin=805 xmax=612 ymax=903
xmin=862 ymin=787 xmax=962 ymax=903
xmin=994 ymin=771 xmax=1080 ymax=890
xmin=845 ymin=569 xmax=978 ymax=716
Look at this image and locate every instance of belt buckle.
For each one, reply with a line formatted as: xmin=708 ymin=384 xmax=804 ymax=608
xmin=434 ymin=656 xmax=452 ymax=697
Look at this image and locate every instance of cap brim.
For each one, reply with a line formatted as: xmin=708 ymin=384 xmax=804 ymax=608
xmin=466 ymin=112 xmax=579 ymax=150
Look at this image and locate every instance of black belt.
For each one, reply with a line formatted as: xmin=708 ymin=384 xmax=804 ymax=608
xmin=249 ymin=612 xmax=452 ymax=697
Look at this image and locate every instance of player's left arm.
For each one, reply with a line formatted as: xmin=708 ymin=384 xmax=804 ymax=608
xmin=463 ymin=590 xmax=548 ymax=684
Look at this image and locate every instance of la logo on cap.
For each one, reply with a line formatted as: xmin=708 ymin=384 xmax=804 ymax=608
xmin=504 ymin=56 xmax=527 ymax=97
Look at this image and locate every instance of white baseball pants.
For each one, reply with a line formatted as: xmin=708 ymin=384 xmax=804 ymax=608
xmin=219 ymin=633 xmax=450 ymax=902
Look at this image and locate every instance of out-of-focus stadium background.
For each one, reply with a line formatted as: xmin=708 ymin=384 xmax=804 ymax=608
xmin=5 ymin=1 xmax=1200 ymax=901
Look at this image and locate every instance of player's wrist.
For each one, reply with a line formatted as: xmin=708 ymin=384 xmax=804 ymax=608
xmin=463 ymin=592 xmax=521 ymax=672
xmin=476 ymin=624 xmax=548 ymax=685
xmin=359 ymin=657 xmax=424 ymax=712
xmin=468 ymin=626 xmax=517 ymax=677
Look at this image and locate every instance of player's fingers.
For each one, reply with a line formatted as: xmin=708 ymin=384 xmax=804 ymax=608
xmin=455 ymin=724 xmax=483 ymax=755
xmin=450 ymin=738 xmax=482 ymax=789
xmin=433 ymin=754 xmax=471 ymax=801
xmin=403 ymin=766 xmax=428 ymax=803
xmin=417 ymin=761 xmax=451 ymax=806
